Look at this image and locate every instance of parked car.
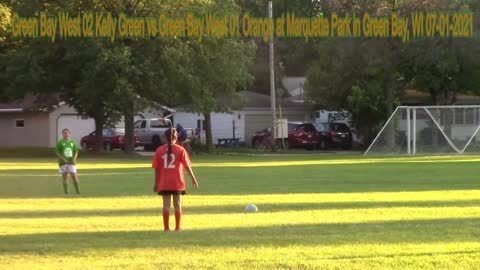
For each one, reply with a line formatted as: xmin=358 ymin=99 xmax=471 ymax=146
xmin=134 ymin=118 xmax=173 ymax=150
xmin=80 ymin=128 xmax=140 ymax=151
xmin=251 ymin=128 xmax=272 ymax=147
xmin=315 ymin=122 xmax=353 ymax=150
xmin=287 ymin=122 xmax=320 ymax=150
xmin=252 ymin=123 xmax=319 ymax=150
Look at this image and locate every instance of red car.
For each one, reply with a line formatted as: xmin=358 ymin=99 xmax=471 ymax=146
xmin=80 ymin=128 xmax=140 ymax=151
xmin=287 ymin=122 xmax=320 ymax=150
xmin=252 ymin=122 xmax=320 ymax=150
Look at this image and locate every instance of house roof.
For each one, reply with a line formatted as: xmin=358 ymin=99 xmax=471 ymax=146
xmin=0 ymin=95 xmax=37 ymax=111
xmin=0 ymin=95 xmax=61 ymax=112
xmin=0 ymin=95 xmax=176 ymax=114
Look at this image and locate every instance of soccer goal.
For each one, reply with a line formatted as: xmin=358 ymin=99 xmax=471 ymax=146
xmin=364 ymin=105 xmax=480 ymax=155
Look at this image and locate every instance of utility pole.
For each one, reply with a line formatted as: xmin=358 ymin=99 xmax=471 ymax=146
xmin=269 ymin=0 xmax=276 ymax=140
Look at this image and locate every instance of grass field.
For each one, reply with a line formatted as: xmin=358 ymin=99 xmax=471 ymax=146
xmin=1 ymin=153 xmax=480 ymax=269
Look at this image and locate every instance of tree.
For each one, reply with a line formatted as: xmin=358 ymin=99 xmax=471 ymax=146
xmin=144 ymin=0 xmax=257 ymax=153
xmin=179 ymin=38 xmax=256 ymax=152
xmin=305 ymin=38 xmax=402 ymax=143
xmin=2 ymin=1 xmax=113 ymax=151
xmin=102 ymin=0 xmax=256 ymax=153
xmin=10 ymin=38 xmax=137 ymax=151
xmin=0 ymin=2 xmax=14 ymax=101
xmin=0 ymin=3 xmax=11 ymax=50
xmin=2 ymin=0 xmax=173 ymax=152
xmin=399 ymin=0 xmax=480 ymax=105
xmin=305 ymin=0 xmax=480 ymax=144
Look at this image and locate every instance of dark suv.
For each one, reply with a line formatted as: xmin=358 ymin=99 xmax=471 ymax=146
xmin=315 ymin=122 xmax=353 ymax=150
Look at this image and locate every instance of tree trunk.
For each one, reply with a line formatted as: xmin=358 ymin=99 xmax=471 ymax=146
xmin=123 ymin=102 xmax=135 ymax=154
xmin=383 ymin=41 xmax=395 ymax=150
xmin=385 ymin=0 xmax=397 ymax=119
xmin=94 ymin=109 xmax=105 ymax=152
xmin=204 ymin=112 xmax=213 ymax=153
xmin=384 ymin=2 xmax=398 ymax=151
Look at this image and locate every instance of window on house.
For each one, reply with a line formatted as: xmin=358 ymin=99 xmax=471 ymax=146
xmin=15 ymin=119 xmax=25 ymax=128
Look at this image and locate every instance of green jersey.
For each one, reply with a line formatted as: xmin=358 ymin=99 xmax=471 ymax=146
xmin=55 ymin=139 xmax=78 ymax=166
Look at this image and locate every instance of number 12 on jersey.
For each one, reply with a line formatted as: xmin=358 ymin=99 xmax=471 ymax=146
xmin=162 ymin=154 xmax=176 ymax=169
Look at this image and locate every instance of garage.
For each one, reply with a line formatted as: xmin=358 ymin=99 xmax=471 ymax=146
xmin=56 ymin=114 xmax=95 ymax=146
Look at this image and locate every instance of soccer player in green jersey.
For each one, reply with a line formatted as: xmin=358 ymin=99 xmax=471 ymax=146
xmin=55 ymin=128 xmax=80 ymax=194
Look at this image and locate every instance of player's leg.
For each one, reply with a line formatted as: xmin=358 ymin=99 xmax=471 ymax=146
xmin=173 ymin=194 xmax=182 ymax=231
xmin=69 ymin=165 xmax=80 ymax=194
xmin=162 ymin=194 xmax=172 ymax=231
xmin=61 ymin=172 xmax=68 ymax=194
xmin=59 ymin=165 xmax=69 ymax=194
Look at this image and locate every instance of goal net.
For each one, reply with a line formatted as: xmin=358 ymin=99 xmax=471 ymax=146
xmin=364 ymin=106 xmax=480 ymax=155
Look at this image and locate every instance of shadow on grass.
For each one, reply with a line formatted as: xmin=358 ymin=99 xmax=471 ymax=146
xmin=0 ymin=218 xmax=479 ymax=255
xmin=1 ymin=200 xmax=480 ymax=219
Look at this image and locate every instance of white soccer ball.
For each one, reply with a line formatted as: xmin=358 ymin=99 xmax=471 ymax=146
xmin=245 ymin=204 xmax=258 ymax=213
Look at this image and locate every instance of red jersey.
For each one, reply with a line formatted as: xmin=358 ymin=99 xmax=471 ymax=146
xmin=152 ymin=144 xmax=192 ymax=192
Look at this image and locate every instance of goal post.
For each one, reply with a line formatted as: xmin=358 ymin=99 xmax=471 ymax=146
xmin=364 ymin=105 xmax=480 ymax=156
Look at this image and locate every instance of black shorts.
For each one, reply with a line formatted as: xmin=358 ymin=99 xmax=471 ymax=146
xmin=158 ymin=190 xmax=186 ymax=195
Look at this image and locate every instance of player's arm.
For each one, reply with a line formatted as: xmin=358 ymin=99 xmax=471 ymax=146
xmin=152 ymin=153 xmax=159 ymax=192
xmin=72 ymin=145 xmax=78 ymax=164
xmin=181 ymin=149 xmax=198 ymax=188
xmin=54 ymin=143 xmax=68 ymax=164
xmin=185 ymin=165 xmax=198 ymax=188
xmin=153 ymin=169 xmax=158 ymax=191
xmin=55 ymin=152 xmax=68 ymax=163
xmin=72 ymin=143 xmax=78 ymax=165
xmin=72 ymin=141 xmax=79 ymax=165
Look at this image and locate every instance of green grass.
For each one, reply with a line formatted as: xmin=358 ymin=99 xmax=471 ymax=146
xmin=0 ymin=153 xmax=480 ymax=269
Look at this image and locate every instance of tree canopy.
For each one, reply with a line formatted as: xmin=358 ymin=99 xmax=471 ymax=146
xmin=1 ymin=0 xmax=256 ymax=152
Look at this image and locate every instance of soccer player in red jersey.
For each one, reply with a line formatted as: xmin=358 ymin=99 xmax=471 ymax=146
xmin=152 ymin=128 xmax=199 ymax=232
